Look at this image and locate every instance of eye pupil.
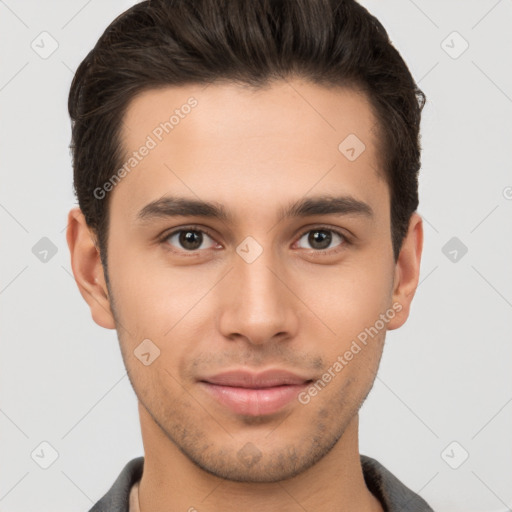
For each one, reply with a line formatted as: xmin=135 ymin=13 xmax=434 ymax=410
xmin=180 ymin=230 xmax=202 ymax=250
xmin=309 ymin=230 xmax=331 ymax=250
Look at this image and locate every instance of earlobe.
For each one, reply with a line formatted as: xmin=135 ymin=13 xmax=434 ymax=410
xmin=66 ymin=207 xmax=116 ymax=330
xmin=387 ymin=212 xmax=424 ymax=331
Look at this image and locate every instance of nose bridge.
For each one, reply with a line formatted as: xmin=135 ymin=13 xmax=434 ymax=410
xmin=236 ymin=241 xmax=285 ymax=316
xmin=219 ymin=238 xmax=296 ymax=343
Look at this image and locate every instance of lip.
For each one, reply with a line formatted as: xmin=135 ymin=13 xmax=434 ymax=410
xmin=198 ymin=369 xmax=313 ymax=416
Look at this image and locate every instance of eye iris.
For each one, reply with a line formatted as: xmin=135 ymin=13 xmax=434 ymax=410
xmin=309 ymin=230 xmax=331 ymax=250
xmin=180 ymin=230 xmax=202 ymax=250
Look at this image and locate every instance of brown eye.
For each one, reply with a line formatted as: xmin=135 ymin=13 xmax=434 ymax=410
xmin=296 ymin=228 xmax=346 ymax=252
xmin=165 ymin=229 xmax=217 ymax=252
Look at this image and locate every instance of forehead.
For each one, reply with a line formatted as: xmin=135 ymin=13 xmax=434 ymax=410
xmin=113 ymin=79 xmax=388 ymax=224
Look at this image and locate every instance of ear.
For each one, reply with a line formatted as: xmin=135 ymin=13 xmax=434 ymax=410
xmin=387 ymin=212 xmax=423 ymax=330
xmin=66 ymin=207 xmax=116 ymax=329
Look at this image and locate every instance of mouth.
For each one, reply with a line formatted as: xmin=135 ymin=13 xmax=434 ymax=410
xmin=198 ymin=368 xmax=314 ymax=416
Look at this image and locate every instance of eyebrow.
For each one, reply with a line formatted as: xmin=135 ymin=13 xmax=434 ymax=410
xmin=136 ymin=194 xmax=374 ymax=224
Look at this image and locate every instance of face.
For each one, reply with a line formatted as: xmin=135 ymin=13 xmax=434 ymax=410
xmin=68 ymin=79 xmax=423 ymax=483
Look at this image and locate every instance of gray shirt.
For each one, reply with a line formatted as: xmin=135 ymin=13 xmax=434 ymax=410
xmin=88 ymin=454 xmax=434 ymax=511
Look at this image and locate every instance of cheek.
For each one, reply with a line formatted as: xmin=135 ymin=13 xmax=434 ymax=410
xmin=109 ymin=251 xmax=215 ymax=351
xmin=112 ymin=260 xmax=199 ymax=390
xmin=109 ymin=249 xmax=178 ymax=317
xmin=294 ymin=258 xmax=392 ymax=337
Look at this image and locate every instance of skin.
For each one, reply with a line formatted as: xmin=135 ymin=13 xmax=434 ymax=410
xmin=67 ymin=79 xmax=423 ymax=512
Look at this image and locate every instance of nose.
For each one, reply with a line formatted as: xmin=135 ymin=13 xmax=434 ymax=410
xmin=217 ymin=246 xmax=299 ymax=346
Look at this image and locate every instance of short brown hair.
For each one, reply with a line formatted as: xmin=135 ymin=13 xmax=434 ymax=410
xmin=68 ymin=0 xmax=426 ymax=269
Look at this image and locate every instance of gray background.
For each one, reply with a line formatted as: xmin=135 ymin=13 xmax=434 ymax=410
xmin=0 ymin=1 xmax=511 ymax=510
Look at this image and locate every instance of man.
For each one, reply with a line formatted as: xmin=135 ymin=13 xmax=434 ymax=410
xmin=66 ymin=0 xmax=433 ymax=510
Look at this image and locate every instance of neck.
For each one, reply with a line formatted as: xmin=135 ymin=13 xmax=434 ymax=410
xmin=137 ymin=404 xmax=383 ymax=512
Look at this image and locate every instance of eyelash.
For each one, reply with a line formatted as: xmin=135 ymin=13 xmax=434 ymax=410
xmin=158 ymin=224 xmax=351 ymax=256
